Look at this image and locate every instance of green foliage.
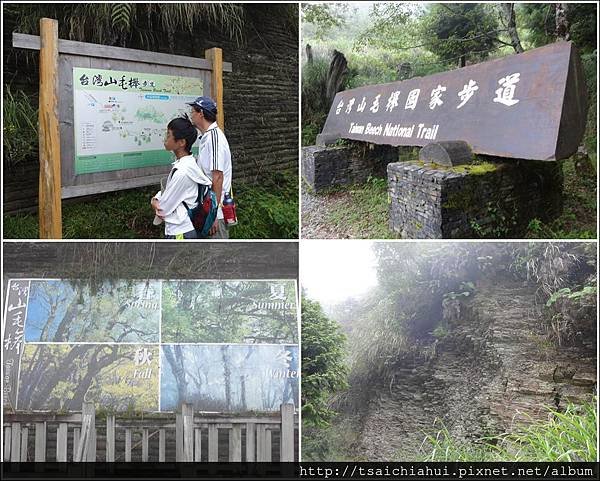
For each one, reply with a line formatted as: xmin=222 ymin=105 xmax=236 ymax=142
xmin=318 ymin=176 xmax=395 ymax=239
xmin=544 ymin=283 xmax=596 ymax=346
xmin=302 ymin=416 xmax=359 ymax=461
xmin=301 ymin=56 xmax=330 ymax=146
xmin=20 ymin=344 xmax=159 ymax=411
xmin=229 ymin=171 xmax=298 ymax=239
xmin=525 ymin=159 xmax=596 ymax=240
xmin=3 ymin=171 xmax=298 ymax=239
xmin=354 ymin=3 xmax=416 ymax=51
xmin=545 ymin=287 xmax=573 ymax=307
xmin=110 ymin=3 xmax=134 ymax=31
xmin=567 ymin=4 xmax=598 ymax=53
xmin=421 ymin=400 xmax=597 ymax=461
xmin=431 ymin=325 xmax=448 ymax=340
xmin=161 ymin=281 xmax=297 ymax=343
xmin=444 ymin=281 xmax=476 ymax=301
xmin=3 ymin=87 xmax=39 ymax=169
xmin=581 ymin=52 xmax=597 ymax=158
xmin=518 ymin=3 xmax=555 ymax=48
xmin=419 ymin=3 xmax=499 ymax=66
xmin=301 ymin=297 xmax=349 ymax=428
xmin=301 ymin=3 xmax=348 ymax=40
xmin=518 ymin=3 xmax=597 ymax=53
xmin=7 ymin=3 xmax=249 ymax=49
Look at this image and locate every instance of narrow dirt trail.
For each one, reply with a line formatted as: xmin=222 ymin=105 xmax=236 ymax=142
xmin=352 ymin=280 xmax=596 ymax=461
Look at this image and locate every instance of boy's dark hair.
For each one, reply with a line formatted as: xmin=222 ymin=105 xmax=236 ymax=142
xmin=192 ymin=104 xmax=217 ymax=122
xmin=167 ymin=115 xmax=198 ymax=154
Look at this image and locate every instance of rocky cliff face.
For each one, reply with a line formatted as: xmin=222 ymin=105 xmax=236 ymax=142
xmin=352 ymin=278 xmax=596 ymax=461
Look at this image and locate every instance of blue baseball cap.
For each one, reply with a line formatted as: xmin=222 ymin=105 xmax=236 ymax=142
xmin=186 ymin=96 xmax=217 ymax=115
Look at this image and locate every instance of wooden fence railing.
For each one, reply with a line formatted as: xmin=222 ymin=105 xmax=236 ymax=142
xmin=3 ymin=403 xmax=297 ymax=462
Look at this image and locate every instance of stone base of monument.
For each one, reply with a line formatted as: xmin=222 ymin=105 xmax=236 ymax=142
xmin=387 ymin=161 xmax=563 ymax=239
xmin=302 ymin=145 xmax=397 ymax=191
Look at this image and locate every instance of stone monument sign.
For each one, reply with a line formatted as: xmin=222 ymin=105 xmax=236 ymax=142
xmin=318 ymin=41 xmax=587 ymax=161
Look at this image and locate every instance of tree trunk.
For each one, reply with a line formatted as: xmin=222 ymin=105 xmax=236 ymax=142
xmin=28 ymin=345 xmax=91 ymax=409
xmin=221 ymin=345 xmax=232 ymax=410
xmin=325 ymin=50 xmax=348 ymax=106
xmin=501 ymin=3 xmax=525 ymax=53
xmin=306 ymin=43 xmax=313 ymax=64
xmin=555 ymin=3 xmax=570 ymax=41
xmin=65 ymin=346 xmax=119 ymax=410
xmin=164 ymin=345 xmax=188 ymax=405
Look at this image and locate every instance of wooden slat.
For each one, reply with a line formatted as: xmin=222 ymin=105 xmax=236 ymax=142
xmin=280 ymin=404 xmax=295 ymax=462
xmin=20 ymin=427 xmax=28 ymax=462
xmin=194 ymin=428 xmax=202 ymax=462
xmin=4 ymin=426 xmax=11 ymax=462
xmin=34 ymin=422 xmax=46 ymax=462
xmin=90 ymin=427 xmax=97 ymax=461
xmin=245 ymin=423 xmax=255 ymax=462
xmin=73 ymin=427 xmax=80 ymax=461
xmin=208 ymin=425 xmax=218 ymax=462
xmin=194 ymin=416 xmax=280 ymax=424
xmin=56 ymin=423 xmax=68 ymax=462
xmin=175 ymin=413 xmax=182 ymax=462
xmin=38 ymin=17 xmax=63 ymax=239
xmin=256 ymin=424 xmax=265 ymax=462
xmin=158 ymin=429 xmax=166 ymax=462
xmin=142 ymin=428 xmax=149 ymax=462
xmin=11 ymin=423 xmax=21 ymax=462
xmin=13 ymin=32 xmax=233 ymax=71
xmin=229 ymin=425 xmax=242 ymax=462
xmin=106 ymin=415 xmax=115 ymax=462
xmin=83 ymin=402 xmax=96 ymax=462
xmin=124 ymin=428 xmax=132 ymax=462
xmin=4 ymin=413 xmax=82 ymax=423
xmin=74 ymin=414 xmax=90 ymax=462
xmin=264 ymin=429 xmax=272 ymax=462
xmin=182 ymin=403 xmax=194 ymax=462
xmin=205 ymin=47 xmax=224 ymax=129
xmin=61 ymin=174 xmax=163 ymax=199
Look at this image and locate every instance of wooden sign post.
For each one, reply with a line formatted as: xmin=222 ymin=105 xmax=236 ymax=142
xmin=205 ymin=47 xmax=224 ymax=129
xmin=38 ymin=18 xmax=62 ymax=239
xmin=14 ymin=22 xmax=231 ymax=238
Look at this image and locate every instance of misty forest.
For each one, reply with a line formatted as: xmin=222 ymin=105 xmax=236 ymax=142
xmin=161 ymin=344 xmax=299 ymax=412
xmin=302 ymin=242 xmax=597 ymax=461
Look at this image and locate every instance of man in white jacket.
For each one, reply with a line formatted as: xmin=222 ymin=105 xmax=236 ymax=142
xmin=151 ymin=116 xmax=212 ymax=239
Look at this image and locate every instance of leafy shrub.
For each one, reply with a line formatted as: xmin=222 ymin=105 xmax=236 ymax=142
xmin=229 ymin=171 xmax=298 ymax=239
xmin=3 ymin=86 xmax=39 ymax=168
xmin=301 ymin=56 xmax=330 ymax=146
xmin=4 ymin=171 xmax=299 ymax=239
xmin=581 ymin=52 xmax=597 ymax=158
xmin=421 ymin=400 xmax=597 ymax=461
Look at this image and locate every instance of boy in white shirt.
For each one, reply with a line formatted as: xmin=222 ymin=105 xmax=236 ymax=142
xmin=151 ymin=116 xmax=212 ymax=239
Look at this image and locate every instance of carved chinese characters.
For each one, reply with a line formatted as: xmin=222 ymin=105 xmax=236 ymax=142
xmin=319 ymin=42 xmax=587 ymax=161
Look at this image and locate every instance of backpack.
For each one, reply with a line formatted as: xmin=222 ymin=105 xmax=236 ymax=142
xmin=171 ymin=168 xmax=217 ymax=238
xmin=182 ymin=184 xmax=218 ymax=238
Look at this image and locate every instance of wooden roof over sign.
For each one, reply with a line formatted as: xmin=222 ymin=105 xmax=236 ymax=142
xmin=318 ymin=42 xmax=588 ymax=161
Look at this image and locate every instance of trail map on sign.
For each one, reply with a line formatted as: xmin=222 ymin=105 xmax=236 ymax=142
xmin=73 ymin=67 xmax=203 ymax=174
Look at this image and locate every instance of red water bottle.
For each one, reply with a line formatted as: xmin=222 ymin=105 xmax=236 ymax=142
xmin=222 ymin=192 xmax=238 ymax=226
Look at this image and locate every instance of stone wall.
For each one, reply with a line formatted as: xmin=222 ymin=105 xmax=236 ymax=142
xmin=353 ymin=278 xmax=596 ymax=460
xmin=2 ymin=5 xmax=298 ymax=213
xmin=387 ymin=161 xmax=564 ymax=239
xmin=302 ymin=144 xmax=397 ymax=191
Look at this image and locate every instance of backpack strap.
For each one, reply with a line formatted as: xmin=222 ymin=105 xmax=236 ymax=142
xmin=170 ymin=167 xmax=210 ymax=210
